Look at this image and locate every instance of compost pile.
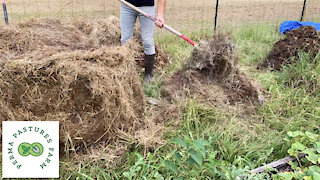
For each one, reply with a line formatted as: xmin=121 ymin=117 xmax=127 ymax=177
xmin=260 ymin=26 xmax=320 ymax=70
xmin=163 ymin=34 xmax=264 ymax=105
xmin=0 ymin=17 xmax=169 ymax=154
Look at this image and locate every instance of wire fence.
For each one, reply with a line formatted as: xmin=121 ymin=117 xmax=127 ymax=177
xmin=1 ymin=0 xmax=320 ymax=32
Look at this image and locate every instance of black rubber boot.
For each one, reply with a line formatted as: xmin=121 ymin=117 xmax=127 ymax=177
xmin=144 ymin=54 xmax=155 ymax=85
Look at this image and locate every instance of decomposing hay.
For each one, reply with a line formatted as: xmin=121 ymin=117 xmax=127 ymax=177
xmin=0 ymin=16 xmax=170 ymax=70
xmin=71 ymin=140 xmax=129 ymax=168
xmin=17 ymin=18 xmax=92 ymax=51
xmin=91 ymin=18 xmax=122 ymax=46
xmin=0 ymin=18 xmax=93 ymax=62
xmin=0 ymin=44 xmax=144 ymax=152
xmin=135 ymin=101 xmax=182 ymax=151
xmin=73 ymin=16 xmax=170 ymax=71
xmin=187 ymin=34 xmax=239 ymax=80
xmin=162 ymin=33 xmax=264 ymax=106
xmin=0 ymin=27 xmax=36 ymax=59
xmin=259 ymin=26 xmax=320 ymax=70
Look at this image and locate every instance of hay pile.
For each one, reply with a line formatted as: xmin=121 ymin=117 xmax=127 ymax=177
xmin=0 ymin=18 xmax=97 ymax=72
xmin=0 ymin=16 xmax=171 ymax=154
xmin=0 ymin=43 xmax=144 ymax=150
xmin=163 ymin=34 xmax=264 ymax=105
xmin=0 ymin=19 xmax=92 ymax=57
xmin=260 ymin=26 xmax=320 ymax=70
xmin=0 ymin=17 xmax=170 ymax=69
xmin=73 ymin=16 xmax=126 ymax=47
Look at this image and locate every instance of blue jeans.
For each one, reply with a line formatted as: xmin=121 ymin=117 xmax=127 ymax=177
xmin=120 ymin=4 xmax=155 ymax=55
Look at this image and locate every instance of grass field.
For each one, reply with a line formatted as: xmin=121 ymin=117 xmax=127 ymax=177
xmin=1 ymin=1 xmax=320 ymax=179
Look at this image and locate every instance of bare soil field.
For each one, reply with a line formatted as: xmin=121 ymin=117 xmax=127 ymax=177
xmin=2 ymin=0 xmax=320 ymax=30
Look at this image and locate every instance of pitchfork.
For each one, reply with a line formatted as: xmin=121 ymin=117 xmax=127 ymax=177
xmin=119 ymin=0 xmax=198 ymax=47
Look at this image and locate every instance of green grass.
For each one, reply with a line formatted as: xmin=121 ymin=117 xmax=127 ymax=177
xmin=58 ymin=23 xmax=320 ymax=179
xmin=231 ymin=23 xmax=281 ymax=66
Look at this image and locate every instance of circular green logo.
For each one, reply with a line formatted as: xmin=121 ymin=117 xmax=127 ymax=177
xmin=18 ymin=142 xmax=44 ymax=157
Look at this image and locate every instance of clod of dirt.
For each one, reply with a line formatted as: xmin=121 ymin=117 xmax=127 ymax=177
xmin=162 ymin=33 xmax=265 ymax=106
xmin=259 ymin=26 xmax=320 ymax=70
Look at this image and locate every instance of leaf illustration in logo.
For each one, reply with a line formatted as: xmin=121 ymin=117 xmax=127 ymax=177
xmin=22 ymin=145 xmax=30 ymax=154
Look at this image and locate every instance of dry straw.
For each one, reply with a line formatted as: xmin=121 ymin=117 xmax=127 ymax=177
xmin=0 ymin=42 xmax=145 ymax=151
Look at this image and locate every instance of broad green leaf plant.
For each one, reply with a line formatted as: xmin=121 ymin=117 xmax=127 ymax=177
xmin=164 ymin=137 xmax=248 ymax=179
xmin=273 ymin=131 xmax=320 ymax=180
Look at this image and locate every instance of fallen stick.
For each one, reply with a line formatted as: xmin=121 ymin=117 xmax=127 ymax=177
xmin=249 ymin=153 xmax=306 ymax=174
xmin=237 ymin=153 xmax=307 ymax=179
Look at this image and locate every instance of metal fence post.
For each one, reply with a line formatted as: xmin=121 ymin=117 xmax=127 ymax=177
xmin=214 ymin=0 xmax=219 ymax=31
xmin=2 ymin=0 xmax=8 ymax=25
xmin=300 ymin=0 xmax=307 ymax=21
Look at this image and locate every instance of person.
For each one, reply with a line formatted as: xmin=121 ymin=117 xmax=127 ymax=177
xmin=120 ymin=0 xmax=167 ymax=84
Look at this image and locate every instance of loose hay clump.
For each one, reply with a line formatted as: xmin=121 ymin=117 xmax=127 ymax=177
xmin=162 ymin=33 xmax=264 ymax=106
xmin=0 ymin=44 xmax=144 ymax=153
xmin=0 ymin=18 xmax=93 ymax=62
xmin=187 ymin=34 xmax=239 ymax=80
xmin=260 ymin=26 xmax=320 ymax=70
xmin=17 ymin=18 xmax=93 ymax=51
xmin=0 ymin=26 xmax=34 ymax=56
xmin=73 ymin=16 xmax=140 ymax=47
xmin=89 ymin=16 xmax=123 ymax=46
xmin=0 ymin=17 xmax=170 ymax=72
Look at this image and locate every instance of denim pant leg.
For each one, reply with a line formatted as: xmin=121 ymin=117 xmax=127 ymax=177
xmin=138 ymin=6 xmax=156 ymax=55
xmin=120 ymin=4 xmax=138 ymax=45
